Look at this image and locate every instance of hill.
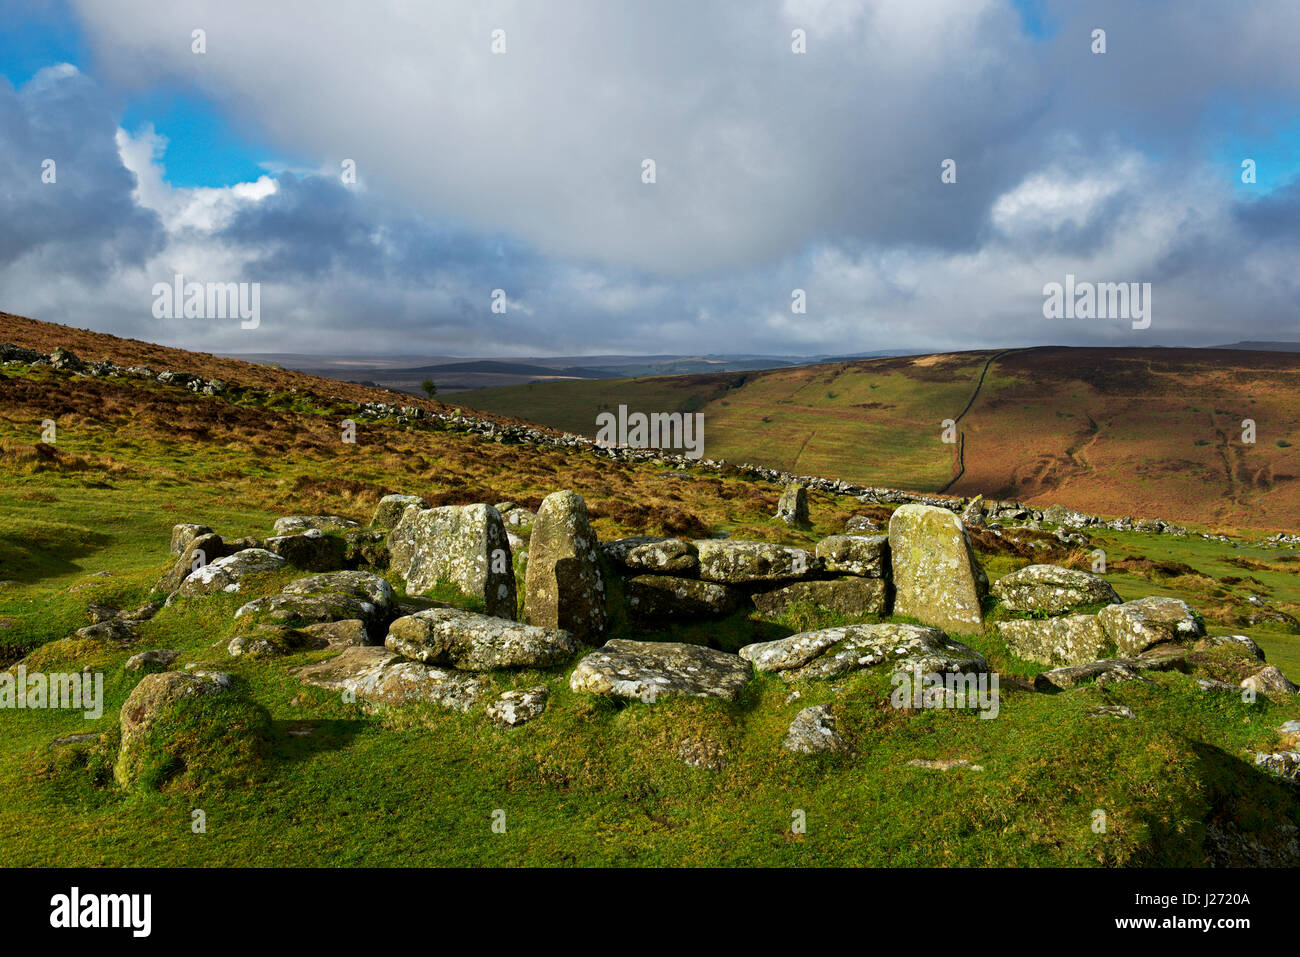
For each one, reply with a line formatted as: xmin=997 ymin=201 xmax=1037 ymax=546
xmin=1 ymin=312 xmax=1298 ymax=868
xmin=457 ymin=347 xmax=1300 ymax=532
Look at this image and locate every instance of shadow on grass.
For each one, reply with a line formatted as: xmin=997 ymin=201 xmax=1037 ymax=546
xmin=271 ymin=719 xmax=368 ymax=765
xmin=1127 ymin=739 xmax=1300 ymax=866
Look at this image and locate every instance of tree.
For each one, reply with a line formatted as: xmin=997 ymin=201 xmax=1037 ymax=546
xmin=420 ymin=378 xmax=437 ymax=398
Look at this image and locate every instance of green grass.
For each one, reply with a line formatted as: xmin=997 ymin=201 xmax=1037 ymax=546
xmin=2 ymin=360 xmax=1299 ymax=867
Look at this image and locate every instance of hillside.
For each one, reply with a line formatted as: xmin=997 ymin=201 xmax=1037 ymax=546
xmin=458 ymin=347 xmax=1300 ymax=532
xmin=2 ymin=313 xmax=1299 ymax=868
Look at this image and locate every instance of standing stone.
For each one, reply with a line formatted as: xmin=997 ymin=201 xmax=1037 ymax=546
xmin=524 ymin=490 xmax=605 ymax=642
xmin=888 ymin=503 xmax=986 ymax=634
xmin=170 ymin=523 xmax=213 ymax=556
xmin=371 ymin=494 xmax=429 ymax=531
xmin=387 ymin=504 xmax=516 ymax=619
xmin=776 ymin=483 xmax=810 ymax=526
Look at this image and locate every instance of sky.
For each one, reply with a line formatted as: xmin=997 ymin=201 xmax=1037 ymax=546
xmin=0 ymin=0 xmax=1297 ymax=357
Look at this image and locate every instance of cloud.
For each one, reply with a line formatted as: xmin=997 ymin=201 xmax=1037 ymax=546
xmin=2 ymin=1 xmax=1299 ymax=357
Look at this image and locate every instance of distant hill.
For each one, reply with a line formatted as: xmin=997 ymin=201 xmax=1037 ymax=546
xmin=457 ymin=346 xmax=1300 ymax=529
xmin=1214 ymin=341 xmax=1300 ymax=352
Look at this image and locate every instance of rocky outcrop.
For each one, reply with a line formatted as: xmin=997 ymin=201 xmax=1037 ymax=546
xmin=523 ymin=490 xmax=606 ymax=642
xmin=740 ymin=623 xmax=987 ymax=682
xmin=991 ymin=564 xmax=1120 ymax=615
xmin=385 ymin=608 xmax=578 ymax=671
xmin=569 ymin=639 xmax=752 ymax=703
xmin=388 ymin=504 xmax=516 ymax=619
xmin=234 ymin=570 xmax=394 ymax=637
xmin=264 ymin=529 xmax=347 ymax=571
xmin=888 ymin=504 xmax=986 ymax=634
xmin=783 ymin=704 xmax=851 ymax=755
xmin=997 ymin=614 xmax=1111 ymax=667
xmin=1096 ymin=596 xmax=1205 ymax=657
xmin=171 ymin=548 xmax=287 ymax=600
xmin=296 ymin=646 xmax=485 ymax=711
xmin=486 ymin=686 xmax=549 ymax=727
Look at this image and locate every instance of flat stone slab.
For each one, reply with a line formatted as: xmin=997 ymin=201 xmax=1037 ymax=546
xmin=296 ymin=646 xmax=485 ymax=711
xmin=739 ymin=623 xmax=987 ymax=682
xmin=751 ymin=577 xmax=886 ymax=617
xmin=625 ymin=575 xmax=741 ymax=619
xmin=568 ymin=639 xmax=752 ymax=703
xmin=694 ymin=540 xmax=814 ymax=584
xmin=386 ymin=607 xmax=579 ymax=671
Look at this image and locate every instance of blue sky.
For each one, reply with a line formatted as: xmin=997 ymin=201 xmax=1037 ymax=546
xmin=1 ymin=0 xmax=1298 ymax=356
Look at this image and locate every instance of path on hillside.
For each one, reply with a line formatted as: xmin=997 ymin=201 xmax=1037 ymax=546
xmin=937 ymin=350 xmax=1015 ymax=494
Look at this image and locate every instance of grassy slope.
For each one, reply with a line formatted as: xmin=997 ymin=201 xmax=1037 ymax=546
xmin=459 ymin=347 xmax=1300 ymax=531
xmin=2 ymin=320 xmax=1299 ymax=866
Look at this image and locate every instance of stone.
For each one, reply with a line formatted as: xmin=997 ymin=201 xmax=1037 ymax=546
xmin=1242 ymin=665 xmax=1298 ymax=696
xmin=387 ymin=504 xmax=516 ymax=619
xmin=1194 ymin=634 xmax=1266 ymax=661
xmin=264 ymin=529 xmax=347 ymax=571
xmin=1088 ymin=704 xmax=1136 ymax=719
xmin=341 ymin=528 xmax=389 ymax=569
xmin=486 ymin=686 xmax=549 ymax=727
xmin=227 ymin=625 xmax=330 ymax=658
xmin=1196 ymin=678 xmax=1240 ymax=693
xmin=601 ymin=536 xmax=699 ymax=575
xmin=814 ymin=535 xmax=889 ymax=578
xmin=503 ymin=508 xmax=536 ymax=528
xmin=125 ymin=649 xmax=179 ymax=671
xmin=991 ymin=564 xmax=1120 ymax=615
xmin=907 ymin=758 xmax=983 ymax=771
xmin=385 ymin=608 xmax=579 ymax=671
xmin=740 ymin=623 xmax=987 ymax=682
xmin=996 ymin=614 xmax=1111 ymax=667
xmin=960 ymin=496 xmax=986 ymax=528
xmin=624 ymin=575 xmax=741 ymax=619
xmin=235 ymin=570 xmax=394 ymax=636
xmin=273 ymin=515 xmax=361 ymax=535
xmin=370 ymin=494 xmax=428 ymax=531
xmin=170 ymin=523 xmax=212 ymax=556
xmin=114 ymin=670 xmax=253 ymax=789
xmin=171 ymin=548 xmax=287 ymax=599
xmin=296 ymin=646 xmax=485 ymax=712
xmin=694 ymin=540 xmax=815 ymax=584
xmin=887 ymin=504 xmax=986 ymax=634
xmin=844 ymin=514 xmax=881 ymax=534
xmin=1032 ymin=653 xmax=1184 ymax=691
xmin=300 ymin=619 xmax=370 ymax=648
xmin=1279 ymin=720 xmax=1300 ymax=750
xmin=160 ymin=532 xmax=228 ymax=593
xmin=751 ymin=577 xmax=887 ymax=617
xmin=568 ymin=639 xmax=752 ymax=703
xmin=1097 ymin=596 xmax=1205 ymax=657
xmin=1252 ymin=751 xmax=1300 ymax=784
xmin=73 ymin=618 xmax=139 ymax=647
xmin=783 ymin=704 xmax=851 ymax=754
xmin=524 ymin=490 xmax=606 ymax=642
xmin=776 ymin=483 xmax=810 ymax=526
